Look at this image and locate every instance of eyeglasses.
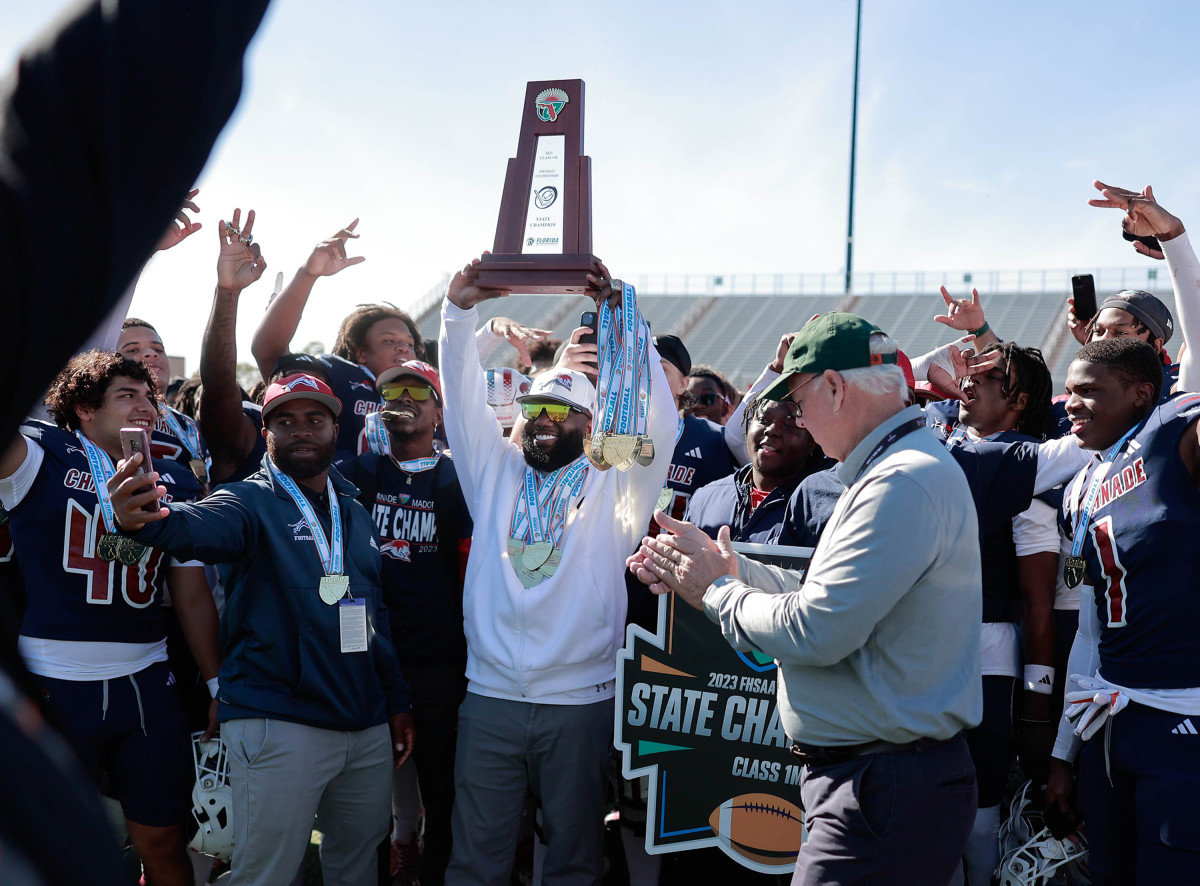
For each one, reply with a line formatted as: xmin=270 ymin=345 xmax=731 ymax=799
xmin=380 ymin=382 xmax=436 ymax=402
xmin=695 ymin=393 xmax=729 ymax=408
xmin=786 ymin=375 xmax=819 ymax=417
xmin=754 ymin=404 xmax=803 ymax=429
xmin=520 ymin=401 xmax=584 ymax=422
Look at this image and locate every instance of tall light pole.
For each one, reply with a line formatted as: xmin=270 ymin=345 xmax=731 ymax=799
xmin=843 ymin=0 xmax=863 ymax=301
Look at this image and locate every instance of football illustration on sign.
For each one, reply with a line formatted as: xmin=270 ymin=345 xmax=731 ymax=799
xmin=709 ymin=793 xmax=805 ymax=866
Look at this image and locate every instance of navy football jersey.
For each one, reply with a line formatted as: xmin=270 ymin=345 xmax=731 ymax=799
xmin=318 ymin=354 xmax=383 ymax=468
xmin=7 ymin=422 xmax=202 ymax=645
xmin=353 ymin=453 xmax=471 ymax=670
xmin=655 ymin=415 xmax=737 ymax=527
xmin=924 ymin=400 xmax=1042 ymax=623
xmin=1059 ymin=393 xmax=1200 ymax=689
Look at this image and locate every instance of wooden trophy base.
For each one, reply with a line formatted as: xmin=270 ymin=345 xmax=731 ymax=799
xmin=475 ymin=253 xmax=598 ymax=294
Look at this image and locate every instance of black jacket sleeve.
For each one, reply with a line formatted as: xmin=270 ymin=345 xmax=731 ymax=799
xmin=0 ymin=0 xmax=270 ymax=445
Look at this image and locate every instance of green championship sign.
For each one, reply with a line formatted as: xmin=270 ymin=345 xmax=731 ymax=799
xmin=615 ymin=544 xmax=813 ymax=873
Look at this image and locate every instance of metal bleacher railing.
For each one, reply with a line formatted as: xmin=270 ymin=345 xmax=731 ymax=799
xmin=408 ymin=266 xmax=1173 ymax=392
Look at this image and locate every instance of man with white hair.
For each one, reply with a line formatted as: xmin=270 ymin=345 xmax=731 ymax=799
xmin=629 ymin=313 xmax=981 ymax=884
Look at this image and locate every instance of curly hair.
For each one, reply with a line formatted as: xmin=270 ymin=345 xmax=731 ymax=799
xmin=981 ymin=342 xmax=1053 ymax=439
xmin=44 ymin=350 xmax=159 ymax=432
xmin=332 ymin=305 xmax=424 ymax=363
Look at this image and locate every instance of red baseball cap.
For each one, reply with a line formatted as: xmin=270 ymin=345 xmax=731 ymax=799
xmin=376 ymin=360 xmax=442 ymax=403
xmin=896 ymin=350 xmax=916 ymax=390
xmin=262 ymin=374 xmax=342 ymax=419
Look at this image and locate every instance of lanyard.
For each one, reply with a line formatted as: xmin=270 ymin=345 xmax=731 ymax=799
xmin=269 ymin=460 xmax=343 ymax=576
xmin=942 ymin=424 xmax=969 ymax=449
xmin=74 ymin=432 xmax=118 ymax=533
xmin=851 ymin=418 xmax=926 ymax=485
xmin=393 ymin=456 xmax=440 ymax=474
xmin=510 ymin=456 xmax=589 ymax=545
xmin=160 ymin=407 xmax=203 ymax=462
xmin=595 ymin=282 xmax=652 ymax=436
xmin=1068 ymin=424 xmax=1140 ymax=559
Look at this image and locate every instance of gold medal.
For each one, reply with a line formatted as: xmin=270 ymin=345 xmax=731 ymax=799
xmin=1064 ymin=556 xmax=1087 ymax=589
xmin=319 ymin=574 xmax=350 ymax=605
xmin=656 ymin=486 xmax=674 ymax=513
xmin=189 ymin=459 xmax=209 ymax=485
xmin=603 ymin=434 xmax=639 ymax=472
xmin=522 ymin=540 xmax=554 ymax=572
xmin=634 ymin=436 xmax=655 ymax=467
xmin=538 ymin=546 xmax=562 ymax=578
xmin=98 ymin=533 xmax=147 ymax=566
xmin=508 ymin=537 xmax=543 ymax=588
xmin=584 ymin=433 xmax=611 ymax=470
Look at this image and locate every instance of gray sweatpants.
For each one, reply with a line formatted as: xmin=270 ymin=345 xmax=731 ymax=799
xmin=444 ymin=693 xmax=613 ymax=886
xmin=223 ymin=717 xmax=392 ymax=886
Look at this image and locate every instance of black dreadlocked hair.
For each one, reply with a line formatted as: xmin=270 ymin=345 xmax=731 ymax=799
xmin=981 ymin=341 xmax=1053 ymax=440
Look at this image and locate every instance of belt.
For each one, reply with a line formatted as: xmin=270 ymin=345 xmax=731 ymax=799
xmin=789 ymin=734 xmax=953 ymax=767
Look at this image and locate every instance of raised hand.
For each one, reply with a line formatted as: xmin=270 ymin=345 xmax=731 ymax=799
xmin=556 ymin=326 xmax=599 ymax=383
xmin=216 ymin=208 xmax=266 ymax=292
xmin=303 ymin=219 xmax=366 ymax=278
xmin=927 ymin=345 xmax=1000 ymax=404
xmin=934 ymin=285 xmax=988 ymax=333
xmin=769 ymin=332 xmax=798 ymax=374
xmin=585 ymin=259 xmax=622 ymax=310
xmin=1089 ymin=180 xmax=1185 ymax=258
xmin=491 ymin=317 xmax=552 ymax=368
xmin=156 ymin=188 xmax=203 ymax=251
xmin=1065 ymin=297 xmax=1090 ymax=345
xmin=447 ymin=254 xmax=508 ymax=310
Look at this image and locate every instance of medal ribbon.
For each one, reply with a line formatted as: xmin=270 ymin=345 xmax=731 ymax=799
xmin=851 ymin=418 xmax=926 ymax=484
xmin=393 ymin=456 xmax=440 ymax=474
xmin=1068 ymin=425 xmax=1140 ymax=560
xmin=364 ymin=412 xmax=390 ymax=456
xmin=942 ymin=424 xmax=969 ymax=449
xmin=75 ymin=432 xmax=119 ymax=533
xmin=160 ymin=407 xmax=204 ymax=462
xmin=510 ymin=456 xmax=589 ymax=546
xmin=594 ymin=282 xmax=652 ymax=436
xmin=268 ymin=460 xmax=343 ymax=576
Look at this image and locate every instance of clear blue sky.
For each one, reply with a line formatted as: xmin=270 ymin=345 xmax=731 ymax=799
xmin=5 ymin=0 xmax=1200 ymax=370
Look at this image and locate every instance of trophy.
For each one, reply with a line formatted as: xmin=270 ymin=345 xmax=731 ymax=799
xmin=474 ymin=79 xmax=597 ymax=293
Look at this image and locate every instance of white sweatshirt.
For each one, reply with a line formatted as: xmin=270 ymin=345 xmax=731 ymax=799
xmin=440 ymin=298 xmax=675 ymax=704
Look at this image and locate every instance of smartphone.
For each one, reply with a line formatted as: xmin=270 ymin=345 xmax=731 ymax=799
xmin=1122 ymin=229 xmax=1162 ymax=253
xmin=580 ymin=311 xmax=598 ymax=347
xmin=120 ymin=427 xmax=158 ymax=513
xmin=1071 ymin=274 xmax=1097 ymax=324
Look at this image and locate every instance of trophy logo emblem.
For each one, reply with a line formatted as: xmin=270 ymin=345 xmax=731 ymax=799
xmin=533 ymin=186 xmax=558 ymax=209
xmin=534 ymin=88 xmax=569 ymax=122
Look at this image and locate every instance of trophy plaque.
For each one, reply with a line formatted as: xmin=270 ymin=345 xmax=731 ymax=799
xmin=475 ymin=79 xmax=597 ymax=294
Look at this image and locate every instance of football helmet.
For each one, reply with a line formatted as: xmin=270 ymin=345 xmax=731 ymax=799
xmin=997 ymin=781 xmax=1089 ymax=886
xmin=486 ymin=368 xmax=533 ymax=429
xmin=187 ymin=731 xmax=235 ymax=861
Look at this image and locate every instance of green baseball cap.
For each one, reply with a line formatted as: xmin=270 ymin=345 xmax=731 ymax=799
xmin=762 ymin=313 xmax=897 ymax=401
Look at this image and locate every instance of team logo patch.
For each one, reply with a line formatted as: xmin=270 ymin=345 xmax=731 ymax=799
xmin=282 ymin=376 xmax=321 ymax=392
xmin=534 ymin=87 xmax=569 ymax=122
xmin=350 ymin=380 xmax=375 ymax=392
xmin=380 ymin=539 xmax=411 ymax=562
xmin=551 ymin=374 xmax=573 ymax=391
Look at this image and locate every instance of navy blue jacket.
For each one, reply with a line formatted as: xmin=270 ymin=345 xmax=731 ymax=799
xmin=686 ymin=464 xmax=807 ymax=544
xmin=132 ymin=455 xmax=410 ymax=731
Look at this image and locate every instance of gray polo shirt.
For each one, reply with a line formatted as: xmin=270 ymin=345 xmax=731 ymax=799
xmin=703 ymin=405 xmax=982 ymax=746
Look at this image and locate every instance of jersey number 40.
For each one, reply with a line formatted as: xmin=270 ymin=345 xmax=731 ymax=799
xmin=63 ymin=500 xmax=166 ymax=608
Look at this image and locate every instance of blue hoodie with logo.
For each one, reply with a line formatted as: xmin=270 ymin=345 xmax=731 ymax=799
xmin=131 ymin=455 xmax=410 ymax=731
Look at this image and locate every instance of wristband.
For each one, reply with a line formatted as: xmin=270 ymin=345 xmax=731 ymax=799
xmin=968 ymin=321 xmax=990 ymax=337
xmin=1024 ymin=665 xmax=1055 ymax=695
xmin=206 ymin=677 xmax=220 ymax=699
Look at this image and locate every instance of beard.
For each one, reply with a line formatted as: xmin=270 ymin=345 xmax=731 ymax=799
xmin=522 ymin=425 xmax=586 ymax=473
xmin=270 ymin=439 xmax=335 ymax=480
